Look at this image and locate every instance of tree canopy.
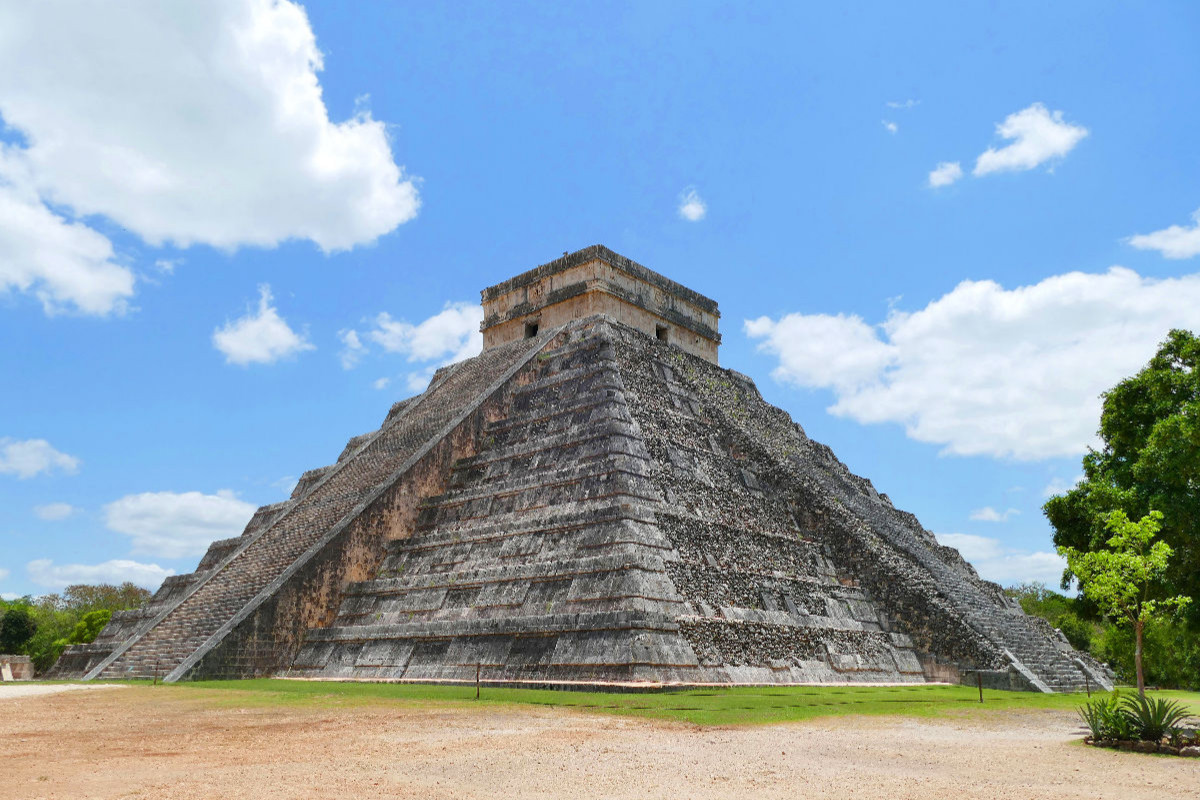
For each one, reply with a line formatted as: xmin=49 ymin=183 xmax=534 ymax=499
xmin=0 ymin=582 xmax=150 ymax=672
xmin=1045 ymin=328 xmax=1200 ymax=626
xmin=1058 ymin=510 xmax=1190 ymax=695
xmin=0 ymin=604 xmax=37 ymax=653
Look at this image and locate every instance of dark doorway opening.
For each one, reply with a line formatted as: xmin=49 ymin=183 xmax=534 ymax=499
xmin=655 ymin=324 xmax=670 ymax=343
xmin=524 ymin=321 xmax=540 ymax=339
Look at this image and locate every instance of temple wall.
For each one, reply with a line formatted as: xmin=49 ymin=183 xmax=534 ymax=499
xmin=180 ymin=333 xmax=564 ymax=680
xmin=481 ymin=252 xmax=720 ymax=363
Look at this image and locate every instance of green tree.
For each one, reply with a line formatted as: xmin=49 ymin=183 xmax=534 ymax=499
xmin=1058 ymin=510 xmax=1191 ymax=697
xmin=1045 ymin=329 xmax=1200 ymax=624
xmin=2 ymin=583 xmax=150 ymax=673
xmin=51 ymin=609 xmax=113 ymax=656
xmin=1094 ymin=618 xmax=1200 ymax=691
xmin=0 ymin=603 xmax=38 ymax=653
xmin=60 ymin=583 xmax=149 ymax=614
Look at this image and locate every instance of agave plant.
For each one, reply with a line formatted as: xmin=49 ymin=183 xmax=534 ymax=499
xmin=1107 ymin=697 xmax=1138 ymax=740
xmin=1077 ymin=697 xmax=1114 ymax=740
xmin=1121 ymin=694 xmax=1195 ymax=742
xmin=1077 ymin=694 xmax=1130 ymax=741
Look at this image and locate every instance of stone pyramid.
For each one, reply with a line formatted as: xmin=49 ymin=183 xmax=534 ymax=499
xmin=55 ymin=246 xmax=1112 ymax=692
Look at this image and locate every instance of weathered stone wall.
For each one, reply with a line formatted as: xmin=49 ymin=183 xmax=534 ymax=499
xmin=289 ymin=319 xmax=705 ymax=683
xmin=289 ymin=317 xmax=927 ymax=686
xmin=184 ymin=363 xmax=539 ymax=679
xmin=481 ymin=246 xmax=720 ymax=363
xmin=65 ymin=310 xmax=1109 ymax=691
xmin=610 ymin=327 xmax=926 ymax=684
xmin=1 ymin=655 xmax=33 ymax=680
xmin=641 ymin=327 xmax=1109 ymax=691
xmin=81 ymin=333 xmax=551 ymax=682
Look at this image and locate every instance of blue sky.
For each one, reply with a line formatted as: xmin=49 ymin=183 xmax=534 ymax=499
xmin=3 ymin=1 xmax=1200 ymax=597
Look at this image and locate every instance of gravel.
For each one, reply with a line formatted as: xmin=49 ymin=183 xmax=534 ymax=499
xmin=1 ymin=685 xmax=1195 ymax=799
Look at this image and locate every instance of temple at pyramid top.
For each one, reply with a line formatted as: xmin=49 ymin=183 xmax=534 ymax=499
xmin=481 ymin=244 xmax=722 ymax=362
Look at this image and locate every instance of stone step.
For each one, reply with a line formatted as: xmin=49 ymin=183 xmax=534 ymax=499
xmin=95 ymin=334 xmax=549 ymax=681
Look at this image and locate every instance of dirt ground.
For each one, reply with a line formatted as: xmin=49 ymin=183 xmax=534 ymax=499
xmin=2 ymin=685 xmax=1196 ymax=800
xmin=0 ymin=683 xmax=127 ymax=700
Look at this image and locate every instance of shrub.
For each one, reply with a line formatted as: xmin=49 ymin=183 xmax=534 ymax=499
xmin=24 ymin=605 xmax=80 ymax=673
xmin=69 ymin=609 xmax=112 ymax=644
xmin=0 ymin=604 xmax=37 ymax=653
xmin=1095 ymin=619 xmax=1200 ymax=691
xmin=1121 ymin=694 xmax=1194 ymax=742
xmin=1079 ymin=692 xmax=1195 ymax=744
xmin=1078 ymin=695 xmax=1118 ymax=740
xmin=1055 ymin=612 xmax=1094 ymax=652
xmin=1077 ymin=693 xmax=1137 ymax=741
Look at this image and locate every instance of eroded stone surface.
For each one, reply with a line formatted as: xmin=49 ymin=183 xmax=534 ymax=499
xmin=53 ymin=251 xmax=1109 ymax=692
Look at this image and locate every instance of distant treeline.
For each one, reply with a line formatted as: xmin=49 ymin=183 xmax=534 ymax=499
xmin=0 ymin=583 xmax=150 ymax=673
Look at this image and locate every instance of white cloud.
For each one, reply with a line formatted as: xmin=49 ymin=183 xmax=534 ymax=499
xmin=0 ymin=153 xmax=137 ymax=316
xmin=886 ymin=99 xmax=919 ymax=110
xmin=0 ymin=1 xmax=418 ymax=317
xmin=367 ymin=302 xmax=482 ymax=363
xmin=973 ymin=103 xmax=1087 ymax=177
xmin=26 ymin=558 xmax=173 ymax=590
xmin=154 ymin=259 xmax=180 ymax=274
xmin=746 ymin=267 xmax=1200 ymax=460
xmin=103 ymin=489 xmax=256 ymax=559
xmin=970 ymin=506 xmax=1019 ymax=522
xmin=213 ymin=285 xmax=313 ymax=365
xmin=1043 ymin=475 xmax=1083 ymax=498
xmin=337 ymin=328 xmax=366 ymax=369
xmin=352 ymin=302 xmax=483 ymax=393
xmin=677 ymin=188 xmax=707 ymax=222
xmin=271 ymin=475 xmax=298 ymax=496
xmin=33 ymin=502 xmax=76 ymax=521
xmin=743 ymin=313 xmax=894 ymax=393
xmin=0 ymin=438 xmax=80 ymax=479
xmin=928 ymin=161 xmax=962 ymax=188
xmin=1128 ymin=209 xmax=1200 ymax=260
xmin=405 ymin=367 xmax=438 ymax=393
xmin=882 ymin=120 xmax=898 ymax=135
xmin=935 ymin=532 xmax=1066 ymax=587
xmin=0 ymin=567 xmax=9 ymax=582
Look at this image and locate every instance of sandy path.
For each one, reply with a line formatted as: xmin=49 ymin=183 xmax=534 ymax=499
xmin=1 ymin=685 xmax=1195 ymax=799
xmin=0 ymin=683 xmax=127 ymax=700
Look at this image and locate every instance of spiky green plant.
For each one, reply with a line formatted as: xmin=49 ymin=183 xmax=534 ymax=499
xmin=1121 ymin=694 xmax=1194 ymax=742
xmin=1078 ymin=695 xmax=1118 ymax=740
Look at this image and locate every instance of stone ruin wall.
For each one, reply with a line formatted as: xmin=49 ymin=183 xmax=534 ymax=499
xmin=52 ymin=308 xmax=1107 ymax=691
xmin=177 ymin=334 xmax=566 ymax=680
xmin=48 ymin=540 xmax=242 ymax=678
xmin=608 ymin=327 xmax=933 ymax=681
xmin=659 ymin=343 xmax=1009 ymax=672
xmin=481 ymin=251 xmax=720 ymax=363
xmin=646 ymin=332 xmax=1111 ymax=691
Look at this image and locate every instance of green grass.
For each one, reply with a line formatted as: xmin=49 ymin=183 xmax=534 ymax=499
xmin=159 ymin=679 xmax=1200 ymax=727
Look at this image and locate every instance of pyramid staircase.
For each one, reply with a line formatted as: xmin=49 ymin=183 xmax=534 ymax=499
xmin=623 ymin=328 xmax=1113 ymax=692
xmin=290 ymin=322 xmax=932 ymax=684
xmin=69 ymin=314 xmax=1112 ymax=691
xmin=84 ymin=333 xmax=552 ymax=681
xmin=290 ymin=328 xmax=702 ymax=681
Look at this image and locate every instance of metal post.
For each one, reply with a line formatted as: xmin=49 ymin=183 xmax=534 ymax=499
xmin=977 ymin=671 xmax=983 ymax=703
xmin=153 ymin=659 xmax=159 ymax=686
xmin=1085 ymin=672 xmax=1091 ymax=697
xmin=476 ymin=662 xmax=481 ymax=700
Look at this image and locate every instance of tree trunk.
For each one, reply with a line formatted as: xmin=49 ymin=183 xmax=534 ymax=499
xmin=1135 ymin=618 xmax=1145 ymax=698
